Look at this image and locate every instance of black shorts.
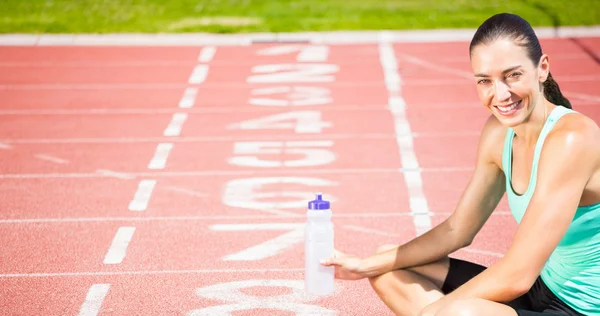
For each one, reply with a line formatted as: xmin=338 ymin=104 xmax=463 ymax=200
xmin=441 ymin=257 xmax=584 ymax=315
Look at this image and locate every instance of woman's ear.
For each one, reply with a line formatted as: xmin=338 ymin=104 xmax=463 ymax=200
xmin=538 ymin=54 xmax=550 ymax=83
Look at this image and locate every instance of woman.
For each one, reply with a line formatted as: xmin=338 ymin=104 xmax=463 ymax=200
xmin=321 ymin=13 xmax=600 ymax=316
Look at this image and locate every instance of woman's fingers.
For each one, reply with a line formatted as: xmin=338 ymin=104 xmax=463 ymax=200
xmin=320 ymin=256 xmax=339 ymax=266
xmin=320 ymin=249 xmax=346 ymax=266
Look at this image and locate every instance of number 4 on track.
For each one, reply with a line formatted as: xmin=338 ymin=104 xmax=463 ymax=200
xmin=227 ymin=111 xmax=332 ymax=134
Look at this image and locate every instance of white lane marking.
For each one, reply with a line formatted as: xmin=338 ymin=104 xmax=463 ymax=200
xmin=1 ymin=26 xmax=597 ymax=46
xmin=188 ymin=65 xmax=209 ymax=84
xmin=0 ymin=104 xmax=391 ymax=115
xmin=34 ymin=154 xmax=69 ymax=164
xmin=198 ymin=46 xmax=216 ymax=63
xmin=0 ymin=131 xmax=483 ymax=145
xmin=0 ymin=212 xmax=513 ymax=224
xmin=148 ymin=143 xmax=173 ymax=170
xmin=0 ymin=268 xmax=306 ymax=278
xmin=0 ymin=60 xmax=204 ymax=67
xmin=0 ymin=100 xmax=597 ymax=116
xmin=342 ymin=225 xmax=402 ymax=237
xmin=178 ymin=87 xmax=198 ymax=108
xmin=95 ymin=169 xmax=135 ymax=179
xmin=0 ymin=52 xmax=589 ymax=67
xmin=78 ymin=284 xmax=110 ymax=316
xmin=379 ymin=33 xmax=432 ymax=236
xmin=103 ymin=226 xmax=136 ymax=264
xmin=0 ymin=75 xmax=596 ymax=90
xmin=0 ymin=166 xmax=475 ymax=179
xmin=399 ymin=53 xmax=472 ymax=79
xmin=163 ymin=113 xmax=187 ymax=136
xmin=128 ymin=180 xmax=156 ymax=211
xmin=0 ymin=142 xmax=12 ymax=149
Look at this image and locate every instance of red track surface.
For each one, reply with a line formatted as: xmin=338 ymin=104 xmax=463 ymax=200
xmin=0 ymin=38 xmax=599 ymax=315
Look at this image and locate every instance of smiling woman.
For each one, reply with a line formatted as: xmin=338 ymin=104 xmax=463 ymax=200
xmin=321 ymin=12 xmax=600 ymax=316
xmin=469 ymin=13 xmax=572 ymax=128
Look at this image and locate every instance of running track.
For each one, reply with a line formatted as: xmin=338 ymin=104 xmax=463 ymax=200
xmin=0 ymin=36 xmax=599 ymax=315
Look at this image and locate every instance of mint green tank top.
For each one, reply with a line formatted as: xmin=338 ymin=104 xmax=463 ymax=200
xmin=502 ymin=106 xmax=600 ymax=315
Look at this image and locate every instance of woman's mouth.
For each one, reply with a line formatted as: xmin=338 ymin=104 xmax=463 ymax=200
xmin=495 ymin=100 xmax=522 ymax=116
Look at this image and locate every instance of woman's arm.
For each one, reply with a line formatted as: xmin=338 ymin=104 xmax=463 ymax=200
xmin=432 ymin=116 xmax=600 ymax=304
xmin=357 ymin=115 xmax=508 ymax=277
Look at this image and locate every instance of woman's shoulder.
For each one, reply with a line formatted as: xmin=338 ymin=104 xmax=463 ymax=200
xmin=545 ymin=109 xmax=600 ymax=161
xmin=551 ymin=109 xmax=598 ymax=134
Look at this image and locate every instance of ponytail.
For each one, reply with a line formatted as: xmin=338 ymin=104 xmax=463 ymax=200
xmin=543 ymin=72 xmax=572 ymax=109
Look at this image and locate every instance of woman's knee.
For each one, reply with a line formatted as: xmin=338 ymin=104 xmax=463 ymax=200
xmin=368 ymin=269 xmax=414 ymax=295
xmin=436 ymin=298 xmax=515 ymax=316
xmin=436 ymin=299 xmax=477 ymax=316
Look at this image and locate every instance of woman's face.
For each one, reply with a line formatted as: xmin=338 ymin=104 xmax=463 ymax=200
xmin=470 ymin=37 xmax=549 ymax=127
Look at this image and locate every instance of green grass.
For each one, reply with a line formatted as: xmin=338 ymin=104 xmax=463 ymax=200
xmin=1 ymin=0 xmax=598 ymax=34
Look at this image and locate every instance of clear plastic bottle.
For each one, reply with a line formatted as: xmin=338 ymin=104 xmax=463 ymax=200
xmin=304 ymin=193 xmax=335 ymax=296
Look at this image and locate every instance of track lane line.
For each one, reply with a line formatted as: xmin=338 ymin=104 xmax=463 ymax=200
xmin=0 ymin=268 xmax=306 ymax=278
xmin=178 ymin=87 xmax=198 ymax=108
xmin=0 ymin=51 xmax=591 ymax=67
xmin=78 ymin=284 xmax=110 ymax=316
xmin=163 ymin=113 xmax=188 ymax=136
xmin=0 ymin=75 xmax=597 ymax=90
xmin=198 ymin=46 xmax=216 ymax=63
xmin=0 ymin=211 xmax=513 ymax=224
xmin=342 ymin=225 xmax=402 ymax=237
xmin=96 ymin=169 xmax=135 ymax=179
xmin=0 ymin=166 xmax=475 ymax=179
xmin=379 ymin=32 xmax=432 ymax=236
xmin=399 ymin=53 xmax=472 ymax=79
xmin=0 ymin=132 xmax=484 ymax=145
xmin=188 ymin=65 xmax=209 ymax=84
xmin=128 ymin=180 xmax=156 ymax=211
xmin=0 ymin=99 xmax=598 ymax=115
xmin=34 ymin=154 xmax=69 ymax=164
xmin=148 ymin=143 xmax=173 ymax=170
xmin=2 ymin=27 xmax=599 ymax=46
xmin=103 ymin=226 xmax=136 ymax=264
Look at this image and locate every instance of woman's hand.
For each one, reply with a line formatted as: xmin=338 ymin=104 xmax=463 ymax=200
xmin=320 ymin=249 xmax=368 ymax=280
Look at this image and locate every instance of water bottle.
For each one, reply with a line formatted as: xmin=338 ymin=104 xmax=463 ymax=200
xmin=304 ymin=193 xmax=335 ymax=296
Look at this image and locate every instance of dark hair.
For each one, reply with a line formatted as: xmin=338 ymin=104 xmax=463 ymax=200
xmin=469 ymin=13 xmax=571 ymax=109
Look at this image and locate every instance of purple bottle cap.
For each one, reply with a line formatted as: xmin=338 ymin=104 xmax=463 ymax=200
xmin=308 ymin=193 xmax=330 ymax=210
